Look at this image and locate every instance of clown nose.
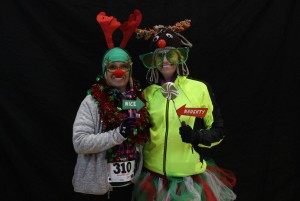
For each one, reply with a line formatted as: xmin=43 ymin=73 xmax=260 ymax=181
xmin=114 ymin=69 xmax=124 ymax=78
xmin=157 ymin=39 xmax=166 ymax=48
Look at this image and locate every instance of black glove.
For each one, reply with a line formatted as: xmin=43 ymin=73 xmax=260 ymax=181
xmin=179 ymin=122 xmax=202 ymax=145
xmin=119 ymin=118 xmax=136 ymax=138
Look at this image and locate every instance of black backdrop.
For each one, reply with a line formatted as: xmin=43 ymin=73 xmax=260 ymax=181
xmin=1 ymin=0 xmax=299 ymax=200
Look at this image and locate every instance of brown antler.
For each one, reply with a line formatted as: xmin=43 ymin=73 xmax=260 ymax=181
xmin=96 ymin=12 xmax=121 ymax=49
xmin=119 ymin=9 xmax=142 ymax=48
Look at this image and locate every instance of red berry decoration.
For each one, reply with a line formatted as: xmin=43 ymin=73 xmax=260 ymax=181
xmin=157 ymin=39 xmax=166 ymax=48
xmin=114 ymin=69 xmax=124 ymax=78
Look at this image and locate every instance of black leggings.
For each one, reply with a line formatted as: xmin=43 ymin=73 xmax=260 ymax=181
xmin=73 ymin=184 xmax=134 ymax=201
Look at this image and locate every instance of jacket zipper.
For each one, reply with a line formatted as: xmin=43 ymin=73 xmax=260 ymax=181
xmin=163 ymin=100 xmax=169 ymax=176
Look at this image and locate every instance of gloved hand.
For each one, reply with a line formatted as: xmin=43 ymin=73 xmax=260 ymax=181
xmin=119 ymin=118 xmax=136 ymax=138
xmin=179 ymin=122 xmax=202 ymax=145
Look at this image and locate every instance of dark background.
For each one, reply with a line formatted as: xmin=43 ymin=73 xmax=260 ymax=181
xmin=1 ymin=0 xmax=299 ymax=200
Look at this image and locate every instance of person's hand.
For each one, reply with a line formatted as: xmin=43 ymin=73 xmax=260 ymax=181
xmin=179 ymin=122 xmax=202 ymax=144
xmin=119 ymin=118 xmax=136 ymax=138
xmin=179 ymin=123 xmax=194 ymax=143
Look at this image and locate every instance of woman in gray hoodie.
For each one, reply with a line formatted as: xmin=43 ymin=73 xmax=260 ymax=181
xmin=72 ymin=10 xmax=150 ymax=201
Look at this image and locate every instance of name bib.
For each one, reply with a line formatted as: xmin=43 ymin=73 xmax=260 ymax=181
xmin=108 ymin=160 xmax=135 ymax=183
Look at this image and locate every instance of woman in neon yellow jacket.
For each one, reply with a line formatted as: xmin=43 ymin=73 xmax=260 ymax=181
xmin=133 ymin=20 xmax=237 ymax=201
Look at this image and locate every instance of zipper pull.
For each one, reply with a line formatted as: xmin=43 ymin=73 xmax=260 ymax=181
xmin=191 ymin=146 xmax=194 ymax=154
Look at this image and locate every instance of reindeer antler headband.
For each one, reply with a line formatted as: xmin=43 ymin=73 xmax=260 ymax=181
xmin=97 ymin=9 xmax=142 ymax=49
xmin=135 ymin=19 xmax=191 ymax=41
xmin=96 ymin=9 xmax=142 ymax=80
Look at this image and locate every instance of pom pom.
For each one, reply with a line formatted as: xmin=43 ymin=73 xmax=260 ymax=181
xmin=157 ymin=39 xmax=166 ymax=48
xmin=114 ymin=69 xmax=124 ymax=78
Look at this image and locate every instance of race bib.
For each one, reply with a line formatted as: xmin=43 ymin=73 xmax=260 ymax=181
xmin=108 ymin=160 xmax=135 ymax=183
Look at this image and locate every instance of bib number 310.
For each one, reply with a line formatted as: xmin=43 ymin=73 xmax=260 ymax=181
xmin=108 ymin=160 xmax=135 ymax=183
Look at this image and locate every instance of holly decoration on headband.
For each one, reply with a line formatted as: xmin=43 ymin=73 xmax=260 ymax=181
xmin=135 ymin=19 xmax=191 ymax=40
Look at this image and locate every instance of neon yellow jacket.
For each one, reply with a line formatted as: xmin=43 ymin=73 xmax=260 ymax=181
xmin=143 ymin=76 xmax=224 ymax=177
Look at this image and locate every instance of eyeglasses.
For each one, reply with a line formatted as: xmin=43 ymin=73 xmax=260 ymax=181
xmin=139 ymin=47 xmax=189 ymax=69
xmin=106 ymin=63 xmax=131 ymax=73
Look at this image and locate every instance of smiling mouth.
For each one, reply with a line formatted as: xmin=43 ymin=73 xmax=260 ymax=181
xmin=112 ymin=76 xmax=124 ymax=80
xmin=161 ymin=64 xmax=174 ymax=70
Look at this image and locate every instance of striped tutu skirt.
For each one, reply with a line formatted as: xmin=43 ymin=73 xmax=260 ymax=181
xmin=132 ymin=159 xmax=237 ymax=201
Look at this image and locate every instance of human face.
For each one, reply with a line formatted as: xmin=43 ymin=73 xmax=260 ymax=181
xmin=105 ymin=61 xmax=130 ymax=92
xmin=157 ymin=56 xmax=177 ymax=80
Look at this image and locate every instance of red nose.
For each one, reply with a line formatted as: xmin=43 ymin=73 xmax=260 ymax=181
xmin=114 ymin=69 xmax=124 ymax=78
xmin=157 ymin=39 xmax=166 ymax=48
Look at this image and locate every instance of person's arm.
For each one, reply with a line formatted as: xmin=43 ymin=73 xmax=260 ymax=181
xmin=179 ymin=82 xmax=225 ymax=148
xmin=72 ymin=95 xmax=132 ymax=154
xmin=179 ymin=121 xmax=224 ymax=148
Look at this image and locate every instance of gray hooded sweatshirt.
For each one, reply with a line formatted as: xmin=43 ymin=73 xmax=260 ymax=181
xmin=72 ymin=95 xmax=143 ymax=195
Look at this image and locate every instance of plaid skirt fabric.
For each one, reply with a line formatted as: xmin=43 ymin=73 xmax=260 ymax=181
xmin=133 ymin=160 xmax=237 ymax=201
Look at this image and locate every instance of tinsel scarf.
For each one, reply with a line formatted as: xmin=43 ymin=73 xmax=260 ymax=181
xmin=88 ymin=75 xmax=150 ymax=162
